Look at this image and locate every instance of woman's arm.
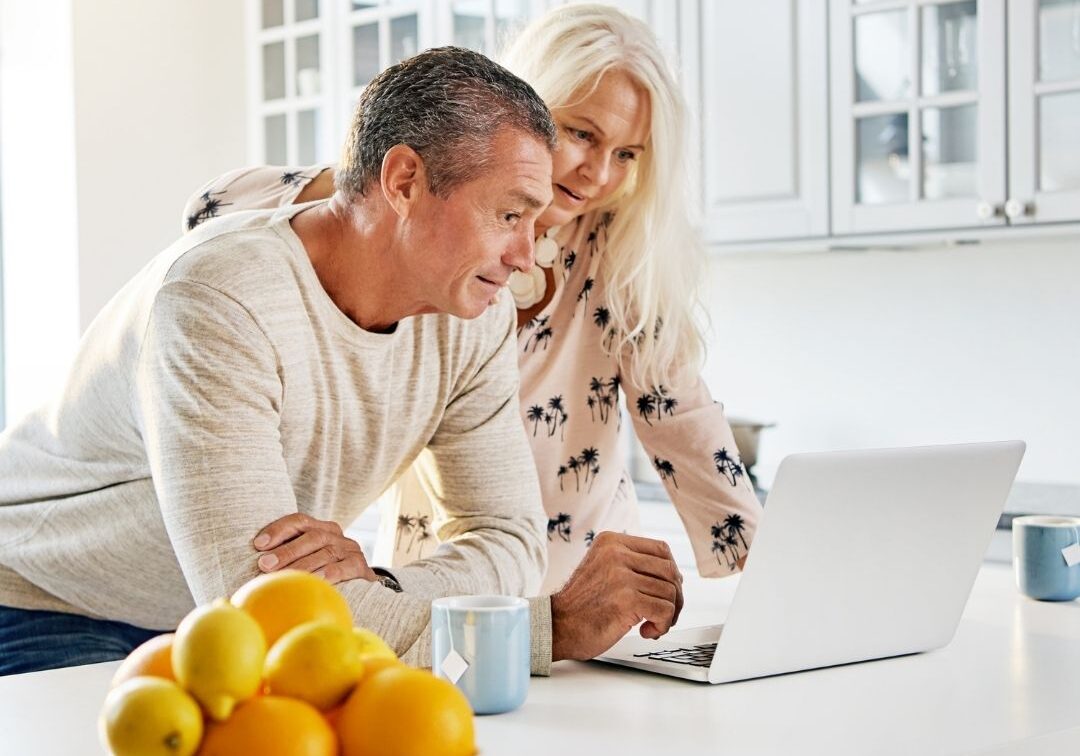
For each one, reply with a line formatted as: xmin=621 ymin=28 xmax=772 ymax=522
xmin=623 ymin=371 xmax=762 ymax=578
xmin=181 ymin=165 xmax=335 ymax=233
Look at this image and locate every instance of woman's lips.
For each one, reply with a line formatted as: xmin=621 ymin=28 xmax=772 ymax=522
xmin=556 ymin=184 xmax=587 ymax=204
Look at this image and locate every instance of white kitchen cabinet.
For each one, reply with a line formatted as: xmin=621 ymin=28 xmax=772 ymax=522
xmin=247 ymin=0 xmax=338 ymax=165
xmin=696 ymin=0 xmax=830 ymax=244
xmin=829 ymin=0 xmax=1008 ymax=235
xmin=1007 ymin=0 xmax=1080 ymax=225
xmin=246 ymin=0 xmax=545 ymax=165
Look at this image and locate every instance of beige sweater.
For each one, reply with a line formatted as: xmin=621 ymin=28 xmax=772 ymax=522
xmin=0 ymin=203 xmax=553 ymax=672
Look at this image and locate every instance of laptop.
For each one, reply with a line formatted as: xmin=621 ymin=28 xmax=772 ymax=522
xmin=596 ymin=440 xmax=1026 ymax=684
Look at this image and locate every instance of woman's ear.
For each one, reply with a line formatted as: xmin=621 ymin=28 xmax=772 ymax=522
xmin=380 ymin=145 xmax=427 ymax=218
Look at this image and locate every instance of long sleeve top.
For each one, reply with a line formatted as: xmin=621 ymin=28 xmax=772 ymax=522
xmin=0 ymin=202 xmax=552 ymax=671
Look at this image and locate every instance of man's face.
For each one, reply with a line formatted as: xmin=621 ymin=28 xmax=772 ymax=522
xmin=406 ymin=129 xmax=553 ymax=320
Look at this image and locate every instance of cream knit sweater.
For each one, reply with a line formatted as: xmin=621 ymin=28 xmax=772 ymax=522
xmin=0 ymin=203 xmax=553 ymax=672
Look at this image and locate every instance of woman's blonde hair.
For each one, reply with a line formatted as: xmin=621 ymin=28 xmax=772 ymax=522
xmin=501 ymin=3 xmax=705 ymax=391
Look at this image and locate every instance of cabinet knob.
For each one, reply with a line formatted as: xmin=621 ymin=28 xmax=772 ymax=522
xmin=976 ymin=201 xmax=1004 ymax=220
xmin=1004 ymin=199 xmax=1035 ymax=219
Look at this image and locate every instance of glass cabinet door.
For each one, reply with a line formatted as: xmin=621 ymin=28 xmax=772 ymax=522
xmin=252 ymin=0 xmax=332 ymax=166
xmin=249 ymin=0 xmax=548 ymax=169
xmin=830 ymin=0 xmax=1007 ymax=234
xmin=1008 ymin=0 xmax=1080 ymax=224
xmin=345 ymin=2 xmax=429 ymax=108
xmin=448 ymin=0 xmax=533 ymax=57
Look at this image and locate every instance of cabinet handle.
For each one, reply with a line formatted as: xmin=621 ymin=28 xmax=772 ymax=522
xmin=976 ymin=201 xmax=1004 ymax=220
xmin=1004 ymin=199 xmax=1035 ymax=219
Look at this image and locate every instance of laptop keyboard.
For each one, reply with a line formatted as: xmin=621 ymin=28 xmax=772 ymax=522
xmin=632 ymin=642 xmax=717 ymax=668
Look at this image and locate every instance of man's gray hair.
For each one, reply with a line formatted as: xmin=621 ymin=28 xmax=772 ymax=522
xmin=336 ymin=46 xmax=556 ymax=200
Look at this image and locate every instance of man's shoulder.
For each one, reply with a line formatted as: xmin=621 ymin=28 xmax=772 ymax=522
xmin=163 ymin=208 xmax=304 ymax=298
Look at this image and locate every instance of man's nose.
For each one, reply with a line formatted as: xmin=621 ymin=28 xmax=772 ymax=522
xmin=505 ymin=227 xmax=536 ymax=273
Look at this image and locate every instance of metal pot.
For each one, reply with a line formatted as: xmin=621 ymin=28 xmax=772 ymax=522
xmin=727 ymin=416 xmax=775 ymax=474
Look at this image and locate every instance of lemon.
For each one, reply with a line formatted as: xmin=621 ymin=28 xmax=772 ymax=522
xmin=99 ymin=677 xmax=203 ymax=756
xmin=353 ymin=626 xmax=397 ymax=662
xmin=265 ymin=620 xmax=364 ymax=710
xmin=172 ymin=598 xmax=266 ymax=721
xmin=231 ymin=570 xmax=353 ymax=648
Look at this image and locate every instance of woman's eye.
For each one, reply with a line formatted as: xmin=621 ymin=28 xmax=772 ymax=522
xmin=617 ymin=150 xmax=637 ymax=163
xmin=568 ymin=127 xmax=591 ymax=142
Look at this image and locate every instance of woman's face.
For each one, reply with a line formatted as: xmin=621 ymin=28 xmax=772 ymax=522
xmin=539 ymin=69 xmax=651 ymax=230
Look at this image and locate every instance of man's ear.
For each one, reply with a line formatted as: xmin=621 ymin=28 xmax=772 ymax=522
xmin=380 ymin=145 xmax=427 ymax=218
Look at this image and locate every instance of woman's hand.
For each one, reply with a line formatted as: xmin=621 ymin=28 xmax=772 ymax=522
xmin=252 ymin=513 xmax=377 ymax=585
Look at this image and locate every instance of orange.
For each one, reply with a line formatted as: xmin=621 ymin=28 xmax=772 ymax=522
xmin=355 ymin=655 xmax=401 ymax=685
xmin=198 ymin=696 xmax=336 ymax=756
xmin=231 ymin=570 xmax=352 ymax=648
xmin=111 ymin=633 xmax=175 ymax=688
xmin=322 ymin=703 xmax=344 ymax=731
xmin=337 ymin=666 xmax=475 ymax=756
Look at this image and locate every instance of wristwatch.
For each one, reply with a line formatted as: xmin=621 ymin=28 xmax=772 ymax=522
xmin=372 ymin=567 xmax=403 ymax=593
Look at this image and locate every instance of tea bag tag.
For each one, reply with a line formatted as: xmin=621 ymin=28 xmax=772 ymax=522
xmin=440 ymin=648 xmax=469 ymax=684
xmin=1062 ymin=542 xmax=1080 ymax=567
xmin=439 ymin=604 xmax=470 ymax=684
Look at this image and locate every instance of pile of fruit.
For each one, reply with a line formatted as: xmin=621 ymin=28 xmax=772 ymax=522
xmin=99 ymin=570 xmax=476 ymax=756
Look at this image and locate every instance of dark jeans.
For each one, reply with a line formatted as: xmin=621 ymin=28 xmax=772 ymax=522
xmin=0 ymin=604 xmax=164 ymax=676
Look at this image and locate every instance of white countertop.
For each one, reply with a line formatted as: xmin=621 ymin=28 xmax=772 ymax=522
xmin=3 ymin=563 xmax=1079 ymax=755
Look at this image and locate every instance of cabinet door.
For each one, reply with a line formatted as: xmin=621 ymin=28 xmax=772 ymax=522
xmin=697 ymin=0 xmax=829 ymax=243
xmin=830 ymin=0 xmax=1007 ymax=234
xmin=248 ymin=0 xmax=336 ymax=165
xmin=1007 ymin=0 xmax=1080 ymax=224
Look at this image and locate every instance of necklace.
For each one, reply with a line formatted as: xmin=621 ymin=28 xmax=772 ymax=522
xmin=508 ymin=225 xmax=561 ymax=309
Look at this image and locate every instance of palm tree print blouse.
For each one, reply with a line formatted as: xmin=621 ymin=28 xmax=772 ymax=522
xmin=183 ymin=165 xmax=763 ymax=594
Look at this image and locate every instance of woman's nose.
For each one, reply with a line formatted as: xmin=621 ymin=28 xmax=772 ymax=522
xmin=581 ymin=150 xmax=611 ymax=188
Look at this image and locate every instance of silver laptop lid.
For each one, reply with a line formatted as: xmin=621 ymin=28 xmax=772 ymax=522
xmin=709 ymin=440 xmax=1025 ymax=684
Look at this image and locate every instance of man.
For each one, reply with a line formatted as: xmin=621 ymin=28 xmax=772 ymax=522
xmin=0 ymin=47 xmax=683 ymax=676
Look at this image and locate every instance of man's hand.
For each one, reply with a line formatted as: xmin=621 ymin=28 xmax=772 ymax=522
xmin=550 ymin=532 xmax=683 ymax=662
xmin=252 ymin=513 xmax=377 ymax=585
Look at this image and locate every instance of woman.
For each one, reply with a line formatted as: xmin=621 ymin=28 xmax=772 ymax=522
xmin=185 ymin=4 xmax=760 ymax=593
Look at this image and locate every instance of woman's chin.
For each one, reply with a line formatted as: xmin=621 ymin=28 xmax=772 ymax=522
xmin=540 ymin=202 xmax=584 ymax=229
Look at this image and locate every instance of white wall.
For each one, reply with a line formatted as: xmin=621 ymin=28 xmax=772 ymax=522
xmin=0 ymin=0 xmax=81 ymax=423
xmin=701 ymin=235 xmax=1080 ymax=488
xmin=72 ymin=0 xmax=247 ymax=329
xmin=1 ymin=0 xmax=247 ymax=421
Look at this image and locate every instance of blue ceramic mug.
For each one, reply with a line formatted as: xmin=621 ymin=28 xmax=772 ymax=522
xmin=1013 ymin=515 xmax=1080 ymax=601
xmin=431 ymin=595 xmax=530 ymax=714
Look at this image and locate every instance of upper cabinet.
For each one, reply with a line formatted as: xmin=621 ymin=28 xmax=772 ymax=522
xmin=829 ymin=0 xmax=1080 ymax=236
xmin=247 ymin=0 xmax=542 ymax=167
xmin=1007 ymin=0 xmax=1080 ymax=224
xmin=246 ymin=0 xmax=1080 ymax=244
xmin=249 ymin=0 xmax=336 ymax=165
xmin=829 ymin=0 xmax=1008 ymax=234
xmin=696 ymin=1 xmax=830 ymax=244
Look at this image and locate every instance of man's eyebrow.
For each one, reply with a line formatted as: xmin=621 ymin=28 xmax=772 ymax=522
xmin=510 ymin=188 xmax=551 ymax=211
xmin=576 ymin=115 xmax=645 ymax=151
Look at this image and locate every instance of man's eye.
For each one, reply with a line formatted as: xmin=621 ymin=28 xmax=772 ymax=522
xmin=504 ymin=213 xmax=521 ymax=224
